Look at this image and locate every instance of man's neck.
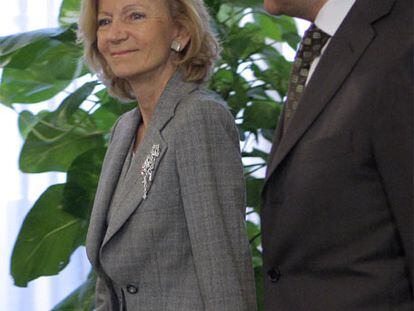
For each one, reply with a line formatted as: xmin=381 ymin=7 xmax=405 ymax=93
xmin=304 ymin=0 xmax=329 ymax=21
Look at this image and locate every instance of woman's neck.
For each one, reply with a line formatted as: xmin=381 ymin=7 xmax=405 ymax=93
xmin=128 ymin=64 xmax=177 ymax=128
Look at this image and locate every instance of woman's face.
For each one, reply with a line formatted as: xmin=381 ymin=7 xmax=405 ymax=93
xmin=97 ymin=0 xmax=179 ymax=81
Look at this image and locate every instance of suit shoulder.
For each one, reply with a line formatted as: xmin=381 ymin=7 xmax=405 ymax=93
xmin=116 ymin=108 xmax=137 ymax=125
xmin=171 ymin=88 xmax=241 ymax=149
xmin=111 ymin=108 xmax=138 ymax=134
xmin=107 ymin=108 xmax=137 ymax=143
xmin=176 ymin=87 xmax=234 ymax=125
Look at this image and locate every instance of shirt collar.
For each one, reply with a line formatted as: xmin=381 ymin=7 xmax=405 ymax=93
xmin=314 ymin=0 xmax=357 ymax=36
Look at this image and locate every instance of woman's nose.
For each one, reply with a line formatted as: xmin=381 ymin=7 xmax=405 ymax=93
xmin=107 ymin=21 xmax=128 ymax=43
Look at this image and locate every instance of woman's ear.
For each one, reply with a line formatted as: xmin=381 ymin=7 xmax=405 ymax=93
xmin=172 ymin=25 xmax=191 ymax=52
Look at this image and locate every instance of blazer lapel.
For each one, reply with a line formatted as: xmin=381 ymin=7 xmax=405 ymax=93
xmin=264 ymin=0 xmax=394 ymax=184
xmin=101 ymin=71 xmax=199 ymax=248
xmin=86 ymin=109 xmax=140 ymax=266
xmin=267 ymin=109 xmax=285 ymax=172
xmin=101 ymin=128 xmax=167 ymax=247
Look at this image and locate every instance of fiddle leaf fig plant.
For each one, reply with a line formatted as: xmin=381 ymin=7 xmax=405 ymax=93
xmin=0 ymin=0 xmax=299 ymax=309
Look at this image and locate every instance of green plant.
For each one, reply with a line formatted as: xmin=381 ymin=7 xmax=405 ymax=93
xmin=0 ymin=0 xmax=299 ymax=309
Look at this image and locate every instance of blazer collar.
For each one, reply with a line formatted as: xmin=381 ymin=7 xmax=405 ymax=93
xmin=264 ymin=0 xmax=395 ymax=185
xmin=88 ymin=71 xmax=199 ymax=258
xmin=146 ymin=70 xmax=200 ymax=132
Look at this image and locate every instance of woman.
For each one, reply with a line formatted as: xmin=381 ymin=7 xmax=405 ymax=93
xmin=78 ymin=0 xmax=257 ymax=310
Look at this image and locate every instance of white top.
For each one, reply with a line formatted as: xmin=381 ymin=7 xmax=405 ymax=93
xmin=306 ymin=0 xmax=356 ymax=83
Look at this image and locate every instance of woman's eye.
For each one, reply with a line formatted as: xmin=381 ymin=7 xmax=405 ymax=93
xmin=98 ymin=18 xmax=111 ymax=27
xmin=130 ymin=12 xmax=145 ymax=20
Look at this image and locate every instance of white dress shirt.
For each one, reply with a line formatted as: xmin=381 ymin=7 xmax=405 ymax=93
xmin=306 ymin=0 xmax=356 ymax=83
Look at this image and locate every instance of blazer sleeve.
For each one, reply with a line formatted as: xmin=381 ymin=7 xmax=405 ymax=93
xmin=175 ymin=100 xmax=257 ymax=311
xmin=371 ymin=46 xmax=413 ymax=291
xmin=92 ymin=114 xmax=125 ymax=310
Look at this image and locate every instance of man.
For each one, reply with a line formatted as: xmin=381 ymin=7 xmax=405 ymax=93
xmin=260 ymin=0 xmax=413 ymax=309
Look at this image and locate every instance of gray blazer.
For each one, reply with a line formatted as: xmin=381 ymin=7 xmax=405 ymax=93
xmin=86 ymin=72 xmax=257 ymax=311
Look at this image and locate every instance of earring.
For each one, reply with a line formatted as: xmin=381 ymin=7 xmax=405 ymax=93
xmin=171 ymin=40 xmax=182 ymax=52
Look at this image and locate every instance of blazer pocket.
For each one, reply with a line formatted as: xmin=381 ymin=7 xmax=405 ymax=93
xmin=296 ymin=131 xmax=352 ymax=162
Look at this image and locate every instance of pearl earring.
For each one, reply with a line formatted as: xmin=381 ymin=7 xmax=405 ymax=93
xmin=171 ymin=40 xmax=182 ymax=52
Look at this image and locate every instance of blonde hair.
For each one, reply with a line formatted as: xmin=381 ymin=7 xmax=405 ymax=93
xmin=77 ymin=0 xmax=221 ymax=101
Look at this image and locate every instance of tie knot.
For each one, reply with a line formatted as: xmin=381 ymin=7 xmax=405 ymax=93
xmin=297 ymin=24 xmax=331 ymax=62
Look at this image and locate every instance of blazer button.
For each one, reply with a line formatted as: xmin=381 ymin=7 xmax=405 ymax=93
xmin=126 ymin=284 xmax=138 ymax=294
xmin=267 ymin=268 xmax=281 ymax=283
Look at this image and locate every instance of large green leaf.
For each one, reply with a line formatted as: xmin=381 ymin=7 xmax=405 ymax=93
xmin=253 ymin=13 xmax=300 ymax=48
xmin=91 ymin=89 xmax=136 ymax=133
xmin=272 ymin=15 xmax=301 ymax=49
xmin=18 ymin=109 xmax=53 ymax=139
xmin=54 ymin=81 xmax=98 ymax=124
xmin=90 ymin=106 xmax=121 ymax=134
xmin=63 ymin=148 xmax=106 ymax=220
xmin=210 ymin=69 xmax=234 ymax=99
xmin=247 ymin=220 xmax=261 ymax=249
xmin=59 ymin=0 xmax=82 ymax=26
xmin=18 ymin=110 xmax=40 ymax=139
xmin=52 ymin=272 xmax=96 ymax=311
xmin=216 ymin=3 xmax=246 ymax=26
xmin=0 ymin=27 xmax=69 ymax=57
xmin=227 ymin=76 xmax=250 ymax=112
xmin=11 ymin=184 xmax=89 ymax=287
xmin=243 ymin=100 xmax=280 ymax=131
xmin=254 ymin=13 xmax=283 ymax=41
xmin=19 ymin=110 xmax=104 ymax=173
xmin=250 ymin=47 xmax=292 ymax=99
xmin=0 ymin=68 xmax=71 ymax=105
xmin=222 ymin=23 xmax=267 ymax=62
xmin=246 ymin=177 xmax=264 ymax=208
xmin=0 ymin=29 xmax=86 ymax=105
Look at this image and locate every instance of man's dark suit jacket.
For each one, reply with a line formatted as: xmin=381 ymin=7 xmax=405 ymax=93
xmin=261 ymin=0 xmax=413 ymax=310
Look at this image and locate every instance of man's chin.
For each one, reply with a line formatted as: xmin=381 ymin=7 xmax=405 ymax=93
xmin=263 ymin=1 xmax=282 ymax=15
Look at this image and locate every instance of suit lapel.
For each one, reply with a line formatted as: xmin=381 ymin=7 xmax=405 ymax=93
xmin=101 ymin=71 xmax=199 ymax=248
xmin=101 ymin=128 xmax=167 ymax=247
xmin=264 ymin=0 xmax=394 ymax=184
xmin=86 ymin=109 xmax=139 ymax=266
xmin=267 ymin=109 xmax=285 ymax=172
